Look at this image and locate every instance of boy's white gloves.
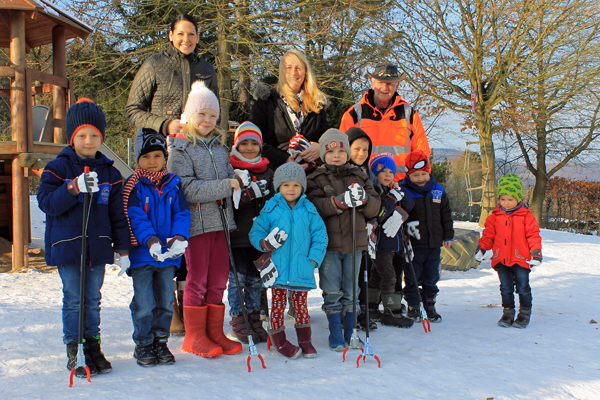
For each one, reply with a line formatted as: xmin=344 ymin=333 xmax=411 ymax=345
xmin=254 ymin=253 xmax=279 ymax=287
xmin=260 ymin=227 xmax=288 ymax=252
xmin=474 ymin=245 xmax=493 ymax=262
xmin=387 ymin=187 xmax=404 ymax=203
xmin=406 ymin=221 xmax=421 ymax=240
xmin=68 ymin=171 xmax=99 ymax=196
xmin=146 ymin=237 xmax=165 ymax=262
xmin=382 ymin=206 xmax=409 ymax=237
xmin=334 ymin=183 xmax=368 ymax=209
xmin=116 ymin=253 xmax=130 ymax=276
xmin=162 ymin=236 xmax=188 ymax=259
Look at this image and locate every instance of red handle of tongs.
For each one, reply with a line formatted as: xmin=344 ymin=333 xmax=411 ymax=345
xmin=422 ymin=318 xmax=431 ymax=333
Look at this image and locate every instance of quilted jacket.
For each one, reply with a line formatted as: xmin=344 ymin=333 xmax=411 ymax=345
xmin=478 ymin=203 xmax=542 ymax=270
xmin=167 ymin=135 xmax=236 ymax=237
xmin=125 ymin=44 xmax=219 ymax=135
xmin=37 ymin=146 xmax=130 ymax=267
xmin=249 ymin=193 xmax=328 ymax=290
xmin=125 ymin=173 xmax=191 ymax=273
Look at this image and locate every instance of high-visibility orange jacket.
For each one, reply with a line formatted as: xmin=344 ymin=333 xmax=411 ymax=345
xmin=339 ymin=90 xmax=431 ymax=180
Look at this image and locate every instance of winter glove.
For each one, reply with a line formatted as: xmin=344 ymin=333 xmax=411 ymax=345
xmin=116 ymin=253 xmax=130 ymax=277
xmin=387 ymin=187 xmax=405 ymax=203
xmin=233 ymin=169 xmax=251 ymax=187
xmin=67 ymin=171 xmax=99 ymax=196
xmin=527 ymin=249 xmax=542 ymax=268
xmin=474 ymin=245 xmax=493 ymax=262
xmin=334 ymin=183 xmax=368 ymax=209
xmin=254 ymin=253 xmax=279 ymax=288
xmin=288 ymin=134 xmax=312 ymax=153
xmin=241 ymin=179 xmax=270 ymax=203
xmin=402 ymin=233 xmax=414 ymax=262
xmin=147 ymin=237 xmax=165 ymax=262
xmin=406 ymin=221 xmax=421 ymax=240
xmin=162 ymin=236 xmax=188 ymax=259
xmin=260 ymin=227 xmax=288 ymax=252
xmin=366 ymin=219 xmax=378 ymax=259
xmin=382 ymin=206 xmax=409 ymax=237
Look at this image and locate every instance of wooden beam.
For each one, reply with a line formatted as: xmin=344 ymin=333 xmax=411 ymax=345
xmin=0 ymin=67 xmax=15 ymax=78
xmin=17 ymin=152 xmax=57 ymax=169
xmin=25 ymin=68 xmax=34 ymax=152
xmin=27 ymin=69 xmax=70 ymax=89
xmin=0 ymin=89 xmax=9 ymax=97
xmin=29 ymin=142 xmax=68 ymax=155
xmin=53 ymin=25 xmax=67 ymax=145
xmin=0 ymin=142 xmax=18 ymax=155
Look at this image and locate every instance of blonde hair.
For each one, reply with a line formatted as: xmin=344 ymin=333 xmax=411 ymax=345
xmin=276 ymin=50 xmax=327 ymax=114
xmin=182 ymin=113 xmax=226 ymax=146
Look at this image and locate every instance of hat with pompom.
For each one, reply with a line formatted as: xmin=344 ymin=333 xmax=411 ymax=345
xmin=181 ymin=80 xmax=220 ymax=124
xmin=66 ymin=98 xmax=106 ymax=145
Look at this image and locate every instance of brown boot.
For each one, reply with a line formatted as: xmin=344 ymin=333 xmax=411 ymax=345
xmin=270 ymin=327 xmax=300 ymax=359
xmin=295 ymin=324 xmax=317 ymax=358
xmin=229 ymin=314 xmax=250 ymax=344
xmin=248 ymin=312 xmax=268 ymax=343
xmin=170 ymin=291 xmax=185 ymax=336
xmin=206 ymin=304 xmax=243 ymax=355
xmin=181 ymin=305 xmax=223 ymax=358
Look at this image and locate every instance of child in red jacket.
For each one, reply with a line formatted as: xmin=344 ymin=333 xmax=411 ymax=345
xmin=475 ymin=173 xmax=542 ymax=329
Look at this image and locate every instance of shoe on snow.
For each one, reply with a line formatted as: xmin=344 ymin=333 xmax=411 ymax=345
xmin=85 ymin=336 xmax=112 ymax=374
xmin=497 ymin=308 xmax=515 ymax=328
xmin=406 ymin=306 xmax=422 ymax=322
xmin=356 ymin=312 xmax=377 ymax=331
xmin=66 ymin=342 xmax=98 ymax=378
xmin=424 ymin=301 xmax=442 ymax=323
xmin=134 ymin=344 xmax=158 ymax=367
xmin=512 ymin=308 xmax=531 ymax=329
xmin=153 ymin=336 xmax=176 ymax=365
xmin=380 ymin=307 xmax=414 ymax=328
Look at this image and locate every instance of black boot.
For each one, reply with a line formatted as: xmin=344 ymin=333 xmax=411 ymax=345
xmin=85 ymin=335 xmax=112 ymax=374
xmin=367 ymin=288 xmax=382 ymax=321
xmin=134 ymin=343 xmax=158 ymax=367
xmin=497 ymin=308 xmax=515 ymax=328
xmin=424 ymin=296 xmax=442 ymax=323
xmin=153 ymin=336 xmax=176 ymax=365
xmin=66 ymin=341 xmax=98 ymax=378
xmin=407 ymin=305 xmax=422 ymax=322
xmin=512 ymin=308 xmax=531 ymax=329
xmin=356 ymin=312 xmax=377 ymax=331
xmin=380 ymin=293 xmax=414 ymax=328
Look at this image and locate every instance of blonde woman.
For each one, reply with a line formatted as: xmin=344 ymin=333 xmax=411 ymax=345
xmin=250 ymin=50 xmax=330 ymax=169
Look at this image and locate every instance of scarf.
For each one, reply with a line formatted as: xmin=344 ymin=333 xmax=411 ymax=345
xmin=230 ymin=148 xmax=270 ymax=173
xmin=280 ymin=92 xmax=305 ymax=135
xmin=500 ymin=201 xmax=523 ymax=216
xmin=123 ymin=166 xmax=170 ymax=246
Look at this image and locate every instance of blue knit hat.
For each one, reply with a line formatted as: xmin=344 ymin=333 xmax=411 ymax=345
xmin=134 ymin=128 xmax=167 ymax=163
xmin=66 ymin=98 xmax=106 ymax=145
xmin=369 ymin=153 xmax=396 ymax=176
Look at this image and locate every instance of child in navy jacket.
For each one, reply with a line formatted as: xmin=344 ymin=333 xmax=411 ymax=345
xmin=123 ymin=128 xmax=191 ymax=367
xmin=37 ymin=99 xmax=130 ymax=379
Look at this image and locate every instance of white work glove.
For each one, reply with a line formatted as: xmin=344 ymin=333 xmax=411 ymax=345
xmin=334 ymin=183 xmax=368 ymax=209
xmin=254 ymin=253 xmax=279 ymax=288
xmin=366 ymin=220 xmax=377 ymax=259
xmin=387 ymin=187 xmax=404 ymax=203
xmin=232 ymin=188 xmax=242 ymax=209
xmin=527 ymin=249 xmax=542 ymax=271
xmin=162 ymin=236 xmax=188 ymax=259
xmin=406 ymin=221 xmax=421 ymax=240
xmin=146 ymin=237 xmax=165 ymax=262
xmin=233 ymin=169 xmax=251 ymax=187
xmin=68 ymin=171 xmax=99 ymax=196
xmin=259 ymin=227 xmax=288 ymax=252
xmin=116 ymin=253 xmax=130 ymax=277
xmin=474 ymin=246 xmax=493 ymax=262
xmin=382 ymin=206 xmax=409 ymax=237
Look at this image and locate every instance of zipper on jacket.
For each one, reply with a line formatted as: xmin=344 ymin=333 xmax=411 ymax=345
xmin=145 ymin=197 xmax=149 ymax=213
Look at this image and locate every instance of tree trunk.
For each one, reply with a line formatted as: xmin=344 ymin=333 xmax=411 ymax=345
xmin=478 ymin=117 xmax=496 ymax=227
xmin=216 ymin=3 xmax=231 ymax=132
xmin=530 ymin=174 xmax=547 ymax=226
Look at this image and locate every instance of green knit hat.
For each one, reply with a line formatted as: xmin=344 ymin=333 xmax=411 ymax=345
xmin=497 ymin=173 xmax=523 ymax=202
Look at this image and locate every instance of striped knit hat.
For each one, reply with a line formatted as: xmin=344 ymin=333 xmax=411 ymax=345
xmin=498 ymin=173 xmax=523 ymax=202
xmin=234 ymin=121 xmax=263 ymax=150
xmin=369 ymin=153 xmax=396 ymax=176
xmin=66 ymin=98 xmax=106 ymax=145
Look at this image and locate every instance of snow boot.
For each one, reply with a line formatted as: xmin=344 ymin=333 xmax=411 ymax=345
xmin=512 ymin=308 xmax=531 ymax=329
xmin=170 ymin=286 xmax=185 ymax=336
xmin=325 ymin=313 xmax=345 ymax=351
xmin=249 ymin=311 xmax=268 ymax=343
xmin=270 ymin=327 xmax=301 ymax=359
xmin=356 ymin=311 xmax=377 ymax=331
xmin=380 ymin=293 xmax=414 ymax=328
xmin=66 ymin=341 xmax=98 ymax=378
xmin=206 ymin=303 xmax=243 ymax=355
xmin=85 ymin=335 xmax=112 ymax=374
xmin=153 ymin=335 xmax=175 ymax=365
xmin=295 ymin=323 xmax=317 ymax=358
xmin=424 ymin=296 xmax=442 ymax=323
xmin=367 ymin=288 xmax=382 ymax=321
xmin=343 ymin=311 xmax=364 ymax=345
xmin=407 ymin=305 xmax=422 ymax=322
xmin=181 ymin=305 xmax=223 ymax=358
xmin=134 ymin=343 xmax=157 ymax=367
xmin=497 ymin=308 xmax=515 ymax=328
xmin=229 ymin=314 xmax=250 ymax=344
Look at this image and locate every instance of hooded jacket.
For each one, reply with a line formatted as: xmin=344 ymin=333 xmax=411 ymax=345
xmin=37 ymin=146 xmax=130 ymax=267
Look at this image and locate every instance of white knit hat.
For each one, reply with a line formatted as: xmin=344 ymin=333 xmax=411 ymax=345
xmin=181 ymin=80 xmax=220 ymax=124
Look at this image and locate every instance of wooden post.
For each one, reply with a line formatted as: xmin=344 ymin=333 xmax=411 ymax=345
xmin=53 ymin=25 xmax=67 ymax=144
xmin=10 ymin=10 xmax=29 ymax=271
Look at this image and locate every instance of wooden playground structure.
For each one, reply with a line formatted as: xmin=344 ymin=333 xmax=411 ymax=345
xmin=1 ymin=0 xmax=92 ymax=271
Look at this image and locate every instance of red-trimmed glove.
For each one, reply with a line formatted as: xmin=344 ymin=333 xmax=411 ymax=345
xmin=254 ymin=253 xmax=279 ymax=287
xmin=527 ymin=249 xmax=542 ymax=267
xmin=334 ymin=183 xmax=368 ymax=209
xmin=259 ymin=227 xmax=288 ymax=252
xmin=67 ymin=171 xmax=99 ymax=196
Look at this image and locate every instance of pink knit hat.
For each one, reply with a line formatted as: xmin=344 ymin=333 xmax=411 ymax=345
xmin=234 ymin=121 xmax=263 ymax=150
xmin=181 ymin=80 xmax=220 ymax=124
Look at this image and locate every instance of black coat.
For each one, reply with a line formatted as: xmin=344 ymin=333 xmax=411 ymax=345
xmin=250 ymin=84 xmax=330 ymax=169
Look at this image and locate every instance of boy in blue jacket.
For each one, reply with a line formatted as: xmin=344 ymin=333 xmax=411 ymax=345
xmin=37 ymin=99 xmax=130 ymax=378
xmin=122 ymin=128 xmax=191 ymax=367
xmin=249 ymin=162 xmax=328 ymax=359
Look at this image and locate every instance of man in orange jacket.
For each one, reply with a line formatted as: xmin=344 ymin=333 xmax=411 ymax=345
xmin=339 ymin=64 xmax=431 ymax=181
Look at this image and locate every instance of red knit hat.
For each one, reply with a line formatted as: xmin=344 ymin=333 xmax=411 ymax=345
xmin=405 ymin=150 xmax=431 ymax=175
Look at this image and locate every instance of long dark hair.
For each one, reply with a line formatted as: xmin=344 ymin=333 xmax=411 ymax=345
xmin=169 ymin=14 xmax=198 ymax=35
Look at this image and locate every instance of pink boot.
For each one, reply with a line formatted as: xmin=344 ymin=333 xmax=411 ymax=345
xmin=295 ymin=324 xmax=317 ymax=358
xmin=270 ymin=328 xmax=300 ymax=359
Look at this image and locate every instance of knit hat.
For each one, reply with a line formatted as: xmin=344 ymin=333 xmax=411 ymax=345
xmin=181 ymin=80 xmax=220 ymax=124
xmin=405 ymin=150 xmax=431 ymax=175
xmin=134 ymin=127 xmax=167 ymax=163
xmin=346 ymin=127 xmax=372 ymax=165
xmin=273 ymin=162 xmax=307 ymax=193
xmin=66 ymin=98 xmax=106 ymax=145
xmin=319 ymin=128 xmax=350 ymax=162
xmin=497 ymin=173 xmax=523 ymax=202
xmin=369 ymin=153 xmax=396 ymax=176
xmin=234 ymin=121 xmax=263 ymax=150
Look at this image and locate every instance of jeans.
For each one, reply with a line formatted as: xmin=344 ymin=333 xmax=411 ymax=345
xmin=496 ymin=263 xmax=532 ymax=310
xmin=130 ymin=265 xmax=175 ymax=346
xmin=227 ymin=269 xmax=262 ymax=316
xmin=319 ymin=251 xmax=362 ymax=314
xmin=403 ymin=247 xmax=441 ymax=306
xmin=57 ymin=264 xmax=105 ymax=344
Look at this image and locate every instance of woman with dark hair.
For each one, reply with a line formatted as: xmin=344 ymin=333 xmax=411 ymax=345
xmin=250 ymin=50 xmax=330 ymax=170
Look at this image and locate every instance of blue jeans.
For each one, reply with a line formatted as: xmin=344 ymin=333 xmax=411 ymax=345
xmin=496 ymin=263 xmax=532 ymax=310
xmin=227 ymin=247 xmax=262 ymax=316
xmin=403 ymin=247 xmax=441 ymax=306
xmin=130 ymin=265 xmax=175 ymax=346
xmin=57 ymin=264 xmax=105 ymax=344
xmin=319 ymin=251 xmax=362 ymax=314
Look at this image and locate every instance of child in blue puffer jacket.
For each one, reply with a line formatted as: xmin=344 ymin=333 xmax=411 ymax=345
xmin=122 ymin=128 xmax=191 ymax=367
xmin=249 ymin=162 xmax=328 ymax=359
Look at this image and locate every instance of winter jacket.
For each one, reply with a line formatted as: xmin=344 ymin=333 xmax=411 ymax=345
xmin=376 ymin=186 xmax=415 ymax=252
xmin=230 ymin=167 xmax=275 ymax=248
xmin=250 ymin=83 xmax=331 ymax=168
xmin=306 ymin=163 xmax=381 ymax=253
xmin=478 ymin=204 xmax=542 ymax=270
xmin=402 ymin=175 xmax=454 ymax=248
xmin=249 ymin=193 xmax=328 ymax=290
xmin=37 ymin=146 xmax=130 ymax=267
xmin=125 ymin=44 xmax=219 ymax=136
xmin=125 ymin=173 xmax=191 ymax=273
xmin=339 ymin=90 xmax=431 ymax=180
xmin=167 ymin=135 xmax=236 ymax=237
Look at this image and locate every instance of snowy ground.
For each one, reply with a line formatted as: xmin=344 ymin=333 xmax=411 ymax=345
xmin=0 ymin=199 xmax=599 ymax=399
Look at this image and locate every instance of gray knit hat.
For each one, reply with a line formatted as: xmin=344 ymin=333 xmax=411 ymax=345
xmin=134 ymin=127 xmax=167 ymax=163
xmin=319 ymin=128 xmax=350 ymax=162
xmin=273 ymin=162 xmax=307 ymax=193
